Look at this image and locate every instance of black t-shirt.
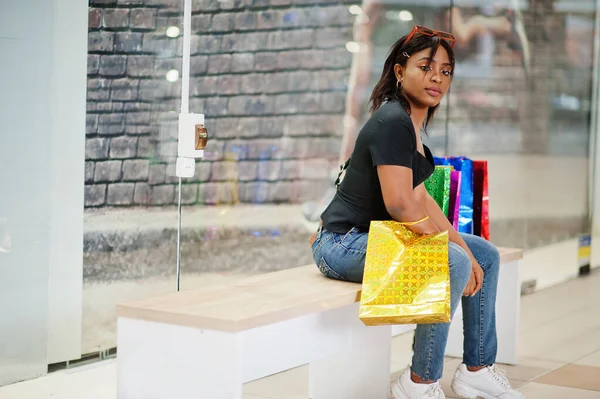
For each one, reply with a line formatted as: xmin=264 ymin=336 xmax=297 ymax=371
xmin=321 ymin=101 xmax=435 ymax=234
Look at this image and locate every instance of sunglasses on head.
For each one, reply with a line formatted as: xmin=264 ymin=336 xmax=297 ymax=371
xmin=405 ymin=25 xmax=456 ymax=48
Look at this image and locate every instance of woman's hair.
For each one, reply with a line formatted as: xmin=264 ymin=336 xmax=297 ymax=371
xmin=369 ymin=33 xmax=455 ymax=128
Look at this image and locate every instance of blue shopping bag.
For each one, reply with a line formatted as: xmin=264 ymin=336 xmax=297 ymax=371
xmin=434 ymin=156 xmax=474 ymax=234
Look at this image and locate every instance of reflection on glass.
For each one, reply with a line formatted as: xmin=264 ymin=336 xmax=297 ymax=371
xmin=83 ymin=1 xmax=186 ymax=353
xmin=82 ymin=0 xmax=595 ymax=355
xmin=166 ymin=69 xmax=180 ymax=82
xmin=349 ymin=5 xmax=363 ymax=15
xmin=303 ymin=0 xmax=593 ymax=251
xmin=445 ymin=1 xmax=593 ymax=249
xmin=165 ymin=26 xmax=180 ymax=38
xmin=179 ymin=1 xmax=362 ymax=293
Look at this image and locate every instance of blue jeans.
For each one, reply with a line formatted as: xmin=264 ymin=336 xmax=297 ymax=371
xmin=311 ymin=227 xmax=500 ymax=381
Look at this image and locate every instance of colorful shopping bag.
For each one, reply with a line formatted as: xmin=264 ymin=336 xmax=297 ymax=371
xmin=424 ymin=166 xmax=452 ymax=217
xmin=359 ymin=221 xmax=450 ymax=326
xmin=473 ymin=160 xmax=490 ymax=240
xmin=449 ymin=170 xmax=462 ymax=230
xmin=434 ymin=156 xmax=474 ymax=234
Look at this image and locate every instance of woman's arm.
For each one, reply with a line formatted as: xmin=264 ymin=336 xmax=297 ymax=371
xmin=420 ymin=186 xmax=461 ymax=243
xmin=418 ymin=185 xmax=483 ymax=296
xmin=378 ymin=165 xmax=439 ymax=235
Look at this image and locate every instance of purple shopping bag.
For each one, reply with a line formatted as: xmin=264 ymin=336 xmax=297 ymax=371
xmin=449 ymin=170 xmax=461 ymax=230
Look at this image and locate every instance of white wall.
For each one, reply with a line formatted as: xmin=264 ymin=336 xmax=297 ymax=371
xmin=0 ymin=0 xmax=54 ymax=385
xmin=47 ymin=0 xmax=87 ymax=364
xmin=0 ymin=0 xmax=86 ymax=385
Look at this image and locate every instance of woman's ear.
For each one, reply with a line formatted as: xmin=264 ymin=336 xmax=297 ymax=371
xmin=393 ymin=63 xmax=404 ymax=82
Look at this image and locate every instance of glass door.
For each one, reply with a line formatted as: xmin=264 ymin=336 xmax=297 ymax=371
xmin=82 ymin=0 xmax=184 ymax=353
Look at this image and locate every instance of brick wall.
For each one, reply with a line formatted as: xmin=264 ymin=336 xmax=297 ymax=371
xmin=86 ymin=0 xmax=592 ymax=208
xmin=85 ymin=0 xmax=355 ymax=208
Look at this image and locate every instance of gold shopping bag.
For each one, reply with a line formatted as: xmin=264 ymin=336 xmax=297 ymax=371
xmin=359 ymin=220 xmax=450 ymax=326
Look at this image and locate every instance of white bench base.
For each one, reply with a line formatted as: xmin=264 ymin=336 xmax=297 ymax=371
xmin=118 ymin=303 xmax=392 ymax=399
xmin=117 ymin=253 xmax=521 ymax=398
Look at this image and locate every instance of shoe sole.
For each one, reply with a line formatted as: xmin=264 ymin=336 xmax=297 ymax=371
xmin=451 ymin=378 xmax=492 ymax=399
xmin=390 ymin=383 xmax=445 ymax=399
xmin=389 ymin=384 xmax=410 ymax=399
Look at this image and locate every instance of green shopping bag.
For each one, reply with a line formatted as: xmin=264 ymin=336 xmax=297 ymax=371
xmin=424 ymin=166 xmax=452 ymax=217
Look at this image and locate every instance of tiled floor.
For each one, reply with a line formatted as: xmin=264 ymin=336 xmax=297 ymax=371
xmin=1 ymin=271 xmax=599 ymax=399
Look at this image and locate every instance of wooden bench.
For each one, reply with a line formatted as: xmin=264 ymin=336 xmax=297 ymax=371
xmin=116 ymin=247 xmax=523 ymax=399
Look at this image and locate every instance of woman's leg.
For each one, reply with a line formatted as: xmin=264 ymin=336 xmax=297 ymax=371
xmin=460 ymin=233 xmax=500 ymax=368
xmin=311 ymin=227 xmax=369 ymax=283
xmin=411 ymin=242 xmax=472 ymax=381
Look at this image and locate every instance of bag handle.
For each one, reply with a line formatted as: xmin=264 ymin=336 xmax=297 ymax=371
xmin=398 ymin=216 xmax=430 ymax=226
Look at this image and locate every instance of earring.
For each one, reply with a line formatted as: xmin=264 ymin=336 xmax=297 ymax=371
xmin=397 ymin=80 xmax=403 ymax=89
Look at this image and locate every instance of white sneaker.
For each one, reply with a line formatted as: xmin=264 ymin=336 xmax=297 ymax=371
xmin=451 ymin=364 xmax=525 ymax=399
xmin=391 ymin=367 xmax=446 ymax=399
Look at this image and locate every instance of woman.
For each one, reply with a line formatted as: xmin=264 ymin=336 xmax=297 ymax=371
xmin=309 ymin=26 xmax=524 ymax=399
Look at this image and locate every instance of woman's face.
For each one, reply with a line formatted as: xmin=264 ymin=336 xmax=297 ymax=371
xmin=394 ymin=46 xmax=453 ymax=109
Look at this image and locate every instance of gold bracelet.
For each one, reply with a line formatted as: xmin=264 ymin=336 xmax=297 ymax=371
xmin=401 ymin=216 xmax=430 ymax=226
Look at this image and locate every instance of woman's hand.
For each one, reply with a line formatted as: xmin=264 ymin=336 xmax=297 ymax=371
xmin=463 ymin=259 xmax=484 ymax=297
xmin=308 ymin=231 xmax=317 ymax=246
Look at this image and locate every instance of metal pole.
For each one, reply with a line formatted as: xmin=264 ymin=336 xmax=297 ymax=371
xmin=176 ymin=177 xmax=183 ymax=292
xmin=181 ymin=0 xmax=192 ymax=115
xmin=444 ymin=0 xmax=454 ymax=156
xmin=176 ymin=0 xmax=193 ymax=292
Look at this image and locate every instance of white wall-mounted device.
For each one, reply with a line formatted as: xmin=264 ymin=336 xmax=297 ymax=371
xmin=176 ymin=112 xmax=206 ymax=178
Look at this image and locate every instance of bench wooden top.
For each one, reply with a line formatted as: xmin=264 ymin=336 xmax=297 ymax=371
xmin=116 ymin=247 xmax=523 ymax=332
